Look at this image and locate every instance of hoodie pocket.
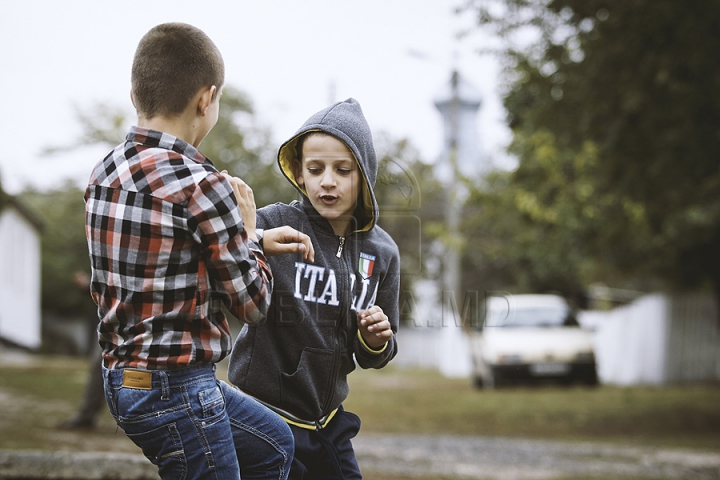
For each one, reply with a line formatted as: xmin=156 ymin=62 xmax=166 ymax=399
xmin=279 ymin=347 xmax=335 ymax=419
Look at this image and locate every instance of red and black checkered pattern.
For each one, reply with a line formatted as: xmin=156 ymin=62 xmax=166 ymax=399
xmin=85 ymin=127 xmax=271 ymax=370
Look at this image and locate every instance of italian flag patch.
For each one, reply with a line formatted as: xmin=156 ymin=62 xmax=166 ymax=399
xmin=358 ymin=252 xmax=376 ymax=280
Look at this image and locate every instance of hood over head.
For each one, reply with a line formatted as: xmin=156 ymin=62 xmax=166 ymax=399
xmin=278 ymin=98 xmax=378 ymax=232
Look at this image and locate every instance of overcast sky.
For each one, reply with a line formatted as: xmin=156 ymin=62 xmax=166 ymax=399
xmin=0 ymin=0 xmax=511 ymax=194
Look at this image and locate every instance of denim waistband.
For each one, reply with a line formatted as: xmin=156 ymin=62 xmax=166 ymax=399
xmin=104 ymin=362 xmax=216 ymax=389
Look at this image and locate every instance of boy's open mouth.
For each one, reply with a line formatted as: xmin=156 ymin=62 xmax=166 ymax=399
xmin=320 ymin=194 xmax=338 ymax=205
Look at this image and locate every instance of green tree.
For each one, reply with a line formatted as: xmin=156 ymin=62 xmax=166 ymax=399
xmin=461 ymin=131 xmax=661 ymax=307
xmin=464 ymin=0 xmax=720 ymax=303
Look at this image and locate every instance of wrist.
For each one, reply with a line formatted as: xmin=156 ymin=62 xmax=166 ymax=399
xmin=244 ymin=225 xmax=257 ymax=242
xmin=357 ymin=330 xmax=387 ymax=353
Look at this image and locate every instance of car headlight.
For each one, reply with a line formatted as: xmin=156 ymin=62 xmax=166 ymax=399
xmin=497 ymin=354 xmax=523 ymax=364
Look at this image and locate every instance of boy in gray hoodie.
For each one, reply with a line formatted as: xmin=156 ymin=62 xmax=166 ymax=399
xmin=228 ymin=98 xmax=400 ymax=479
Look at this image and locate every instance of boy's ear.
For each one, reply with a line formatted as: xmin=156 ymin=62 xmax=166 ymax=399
xmin=197 ymin=85 xmax=217 ymax=116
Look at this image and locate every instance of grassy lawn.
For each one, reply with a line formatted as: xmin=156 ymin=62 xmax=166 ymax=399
xmin=1 ymin=354 xmax=719 ymax=455
xmin=0 ymin=355 xmax=139 ymax=453
xmin=344 ymin=365 xmax=720 ymax=451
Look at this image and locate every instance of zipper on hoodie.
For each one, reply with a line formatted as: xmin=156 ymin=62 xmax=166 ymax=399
xmin=322 ymin=235 xmax=348 ymax=415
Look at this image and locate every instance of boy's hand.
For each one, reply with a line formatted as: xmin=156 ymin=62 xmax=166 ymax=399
xmin=263 ymin=227 xmax=315 ymax=263
xmin=222 ymin=172 xmax=256 ymax=240
xmin=358 ymin=306 xmax=393 ymax=350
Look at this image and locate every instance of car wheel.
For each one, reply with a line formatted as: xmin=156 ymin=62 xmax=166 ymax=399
xmin=582 ymin=366 xmax=599 ymax=386
xmin=572 ymin=363 xmax=599 ymax=386
xmin=482 ymin=368 xmax=503 ymax=389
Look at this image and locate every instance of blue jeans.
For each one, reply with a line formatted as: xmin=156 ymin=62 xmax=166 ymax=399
xmin=103 ymin=363 xmax=293 ymax=480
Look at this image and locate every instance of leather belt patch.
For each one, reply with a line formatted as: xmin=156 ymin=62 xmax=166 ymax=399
xmin=122 ymin=369 xmax=152 ymax=390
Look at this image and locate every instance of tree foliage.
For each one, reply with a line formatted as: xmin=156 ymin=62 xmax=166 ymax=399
xmin=463 ymin=0 xmax=720 ymax=300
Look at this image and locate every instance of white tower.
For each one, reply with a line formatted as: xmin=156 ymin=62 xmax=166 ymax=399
xmin=433 ymin=70 xmax=484 ymax=181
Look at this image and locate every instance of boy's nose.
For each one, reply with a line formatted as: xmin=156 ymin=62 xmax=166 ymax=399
xmin=320 ymin=172 xmax=336 ymax=187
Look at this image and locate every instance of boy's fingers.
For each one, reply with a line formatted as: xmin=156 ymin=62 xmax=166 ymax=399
xmin=287 ymin=238 xmax=314 ymax=262
xmin=297 ymin=234 xmax=314 ymax=262
xmin=375 ymin=329 xmax=393 ymax=340
xmin=279 ymin=227 xmax=314 ymax=262
xmin=360 ymin=307 xmax=383 ymax=320
xmin=359 ymin=311 xmax=388 ymax=330
xmin=221 ymin=173 xmax=254 ymax=202
xmin=273 ymin=242 xmax=304 ymax=255
xmin=263 ymin=227 xmax=315 ymax=262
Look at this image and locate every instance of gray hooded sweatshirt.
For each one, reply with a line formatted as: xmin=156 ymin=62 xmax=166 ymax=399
xmin=228 ymin=98 xmax=400 ymax=426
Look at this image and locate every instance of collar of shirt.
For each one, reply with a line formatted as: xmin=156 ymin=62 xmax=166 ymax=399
xmin=128 ymin=126 xmax=212 ymax=166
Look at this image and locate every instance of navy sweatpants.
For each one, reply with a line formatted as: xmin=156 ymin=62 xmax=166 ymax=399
xmin=288 ymin=407 xmax=362 ymax=480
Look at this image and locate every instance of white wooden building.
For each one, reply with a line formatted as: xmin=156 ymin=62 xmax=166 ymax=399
xmin=0 ymin=194 xmax=43 ymax=350
xmin=578 ymin=293 xmax=720 ymax=385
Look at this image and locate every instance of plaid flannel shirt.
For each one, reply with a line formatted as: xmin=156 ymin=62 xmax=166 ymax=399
xmin=85 ymin=127 xmax=272 ymax=370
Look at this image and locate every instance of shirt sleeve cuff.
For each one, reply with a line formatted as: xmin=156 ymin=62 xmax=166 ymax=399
xmin=246 ymin=238 xmax=271 ymax=279
xmin=357 ymin=329 xmax=387 ymax=354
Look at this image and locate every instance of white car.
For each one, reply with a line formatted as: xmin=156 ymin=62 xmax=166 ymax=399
xmin=469 ymin=294 xmax=598 ymax=388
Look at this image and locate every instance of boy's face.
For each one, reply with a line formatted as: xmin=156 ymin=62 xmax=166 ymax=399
xmin=296 ymin=134 xmax=361 ymax=236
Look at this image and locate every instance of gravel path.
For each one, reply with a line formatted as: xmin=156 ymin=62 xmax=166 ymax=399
xmin=0 ymin=434 xmax=718 ymax=479
xmin=354 ymin=433 xmax=720 ymax=479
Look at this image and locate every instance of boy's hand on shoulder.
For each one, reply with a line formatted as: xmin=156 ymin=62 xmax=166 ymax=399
xmin=358 ymin=306 xmax=393 ymax=350
xmin=221 ymin=172 xmax=314 ymax=262
xmin=263 ymin=226 xmax=315 ymax=263
xmin=221 ymin=172 xmax=256 ymax=240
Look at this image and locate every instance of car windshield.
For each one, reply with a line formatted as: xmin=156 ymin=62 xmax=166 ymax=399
xmin=486 ymin=307 xmax=571 ymax=328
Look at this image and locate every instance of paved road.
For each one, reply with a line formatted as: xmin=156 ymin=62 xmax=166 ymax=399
xmin=354 ymin=433 xmax=720 ymax=479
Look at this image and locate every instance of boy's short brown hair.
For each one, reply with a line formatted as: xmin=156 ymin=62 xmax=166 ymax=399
xmin=131 ymin=22 xmax=224 ymax=119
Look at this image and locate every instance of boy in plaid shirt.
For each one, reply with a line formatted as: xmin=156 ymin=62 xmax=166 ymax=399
xmin=85 ymin=22 xmax=312 ymax=480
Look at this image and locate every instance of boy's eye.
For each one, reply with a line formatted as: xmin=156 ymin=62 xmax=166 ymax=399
xmin=307 ymin=167 xmax=322 ymax=175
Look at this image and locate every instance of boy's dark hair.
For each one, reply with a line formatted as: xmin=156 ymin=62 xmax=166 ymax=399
xmin=131 ymin=22 xmax=224 ymax=119
xmin=292 ymin=131 xmax=340 ymax=176
xmin=293 ymin=131 xmax=331 ymax=163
